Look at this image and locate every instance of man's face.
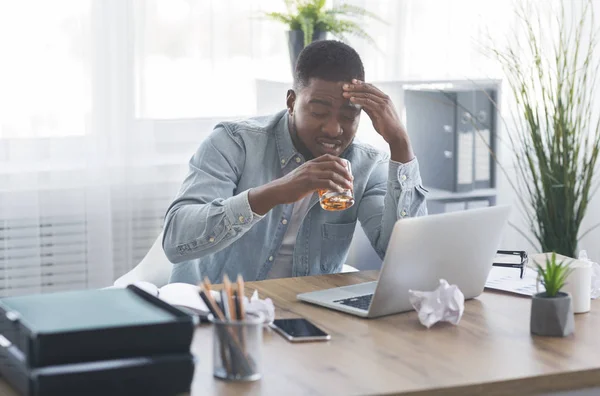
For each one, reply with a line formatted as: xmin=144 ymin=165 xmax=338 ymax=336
xmin=287 ymin=78 xmax=361 ymax=159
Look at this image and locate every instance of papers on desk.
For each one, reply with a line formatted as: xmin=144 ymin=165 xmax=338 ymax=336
xmin=485 ymin=267 xmax=542 ymax=296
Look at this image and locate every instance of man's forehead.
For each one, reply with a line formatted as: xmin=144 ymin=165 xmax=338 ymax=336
xmin=304 ymin=77 xmax=348 ymax=92
xmin=302 ymin=78 xmax=360 ymax=110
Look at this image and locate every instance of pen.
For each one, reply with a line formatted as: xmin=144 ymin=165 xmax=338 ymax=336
xmin=236 ymin=274 xmax=245 ymax=321
xmin=232 ymin=290 xmax=239 ymax=320
xmin=221 ymin=289 xmax=231 ymax=321
xmin=198 ymin=285 xmax=232 ymax=373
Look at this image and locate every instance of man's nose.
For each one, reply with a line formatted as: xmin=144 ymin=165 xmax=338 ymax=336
xmin=322 ymin=117 xmax=342 ymax=137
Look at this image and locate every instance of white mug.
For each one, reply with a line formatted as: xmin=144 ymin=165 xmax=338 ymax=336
xmin=563 ymin=260 xmax=592 ymax=314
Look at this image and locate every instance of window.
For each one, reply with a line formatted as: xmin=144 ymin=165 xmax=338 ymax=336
xmin=134 ymin=0 xmax=289 ymax=119
xmin=0 ymin=1 xmax=91 ymax=139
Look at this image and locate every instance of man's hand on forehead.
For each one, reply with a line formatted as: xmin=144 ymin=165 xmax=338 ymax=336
xmin=341 ymin=79 xmax=414 ymax=163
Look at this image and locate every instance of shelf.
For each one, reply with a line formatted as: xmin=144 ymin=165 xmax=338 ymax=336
xmin=426 ymin=187 xmax=497 ymax=201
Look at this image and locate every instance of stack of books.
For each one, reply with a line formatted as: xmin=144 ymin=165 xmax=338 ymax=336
xmin=0 ymin=285 xmax=195 ymax=396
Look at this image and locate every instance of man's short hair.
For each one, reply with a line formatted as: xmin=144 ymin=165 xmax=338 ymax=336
xmin=293 ymin=40 xmax=365 ymax=90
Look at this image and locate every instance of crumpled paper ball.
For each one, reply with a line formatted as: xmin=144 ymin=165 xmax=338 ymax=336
xmin=244 ymin=290 xmax=275 ymax=324
xmin=408 ymin=279 xmax=465 ymax=328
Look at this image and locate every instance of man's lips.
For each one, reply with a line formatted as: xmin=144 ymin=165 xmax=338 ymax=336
xmin=316 ymin=138 xmax=342 ymax=150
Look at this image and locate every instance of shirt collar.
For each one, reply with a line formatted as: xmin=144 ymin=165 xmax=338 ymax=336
xmin=274 ymin=110 xmax=303 ymax=168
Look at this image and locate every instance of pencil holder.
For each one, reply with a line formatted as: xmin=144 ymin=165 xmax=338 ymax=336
xmin=209 ymin=312 xmax=264 ymax=381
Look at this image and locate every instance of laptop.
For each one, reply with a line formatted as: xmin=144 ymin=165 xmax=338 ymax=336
xmin=297 ymin=205 xmax=511 ymax=318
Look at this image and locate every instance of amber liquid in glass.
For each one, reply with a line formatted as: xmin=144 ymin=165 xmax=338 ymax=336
xmin=318 ymin=189 xmax=355 ymax=211
xmin=317 ymin=159 xmax=354 ymax=211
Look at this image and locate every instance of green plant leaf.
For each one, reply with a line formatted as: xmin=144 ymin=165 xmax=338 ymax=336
xmin=262 ymin=0 xmax=385 ymax=48
xmin=264 ymin=12 xmax=293 ymax=25
xmin=298 ymin=15 xmax=315 ymax=47
xmin=536 ymin=252 xmax=574 ymax=297
xmin=326 ymin=4 xmax=388 ymax=25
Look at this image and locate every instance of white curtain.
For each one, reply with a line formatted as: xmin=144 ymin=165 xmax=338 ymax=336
xmin=1 ymin=0 xmax=598 ymax=296
xmin=0 ymin=0 xmax=287 ymax=296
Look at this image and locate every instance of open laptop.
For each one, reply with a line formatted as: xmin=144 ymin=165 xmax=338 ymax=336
xmin=297 ymin=205 xmax=511 ymax=318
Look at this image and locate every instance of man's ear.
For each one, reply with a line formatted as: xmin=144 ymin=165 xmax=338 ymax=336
xmin=286 ymin=89 xmax=296 ymax=115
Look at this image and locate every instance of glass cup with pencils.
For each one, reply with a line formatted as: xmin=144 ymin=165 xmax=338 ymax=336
xmin=210 ymin=312 xmax=263 ymax=381
xmin=318 ymin=158 xmax=354 ymax=211
xmin=199 ymin=275 xmax=263 ymax=382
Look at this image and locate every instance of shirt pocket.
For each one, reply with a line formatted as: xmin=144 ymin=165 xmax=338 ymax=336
xmin=320 ymin=221 xmax=357 ymax=272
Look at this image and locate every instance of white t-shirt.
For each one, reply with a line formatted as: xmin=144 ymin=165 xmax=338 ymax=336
xmin=266 ymin=196 xmax=313 ymax=279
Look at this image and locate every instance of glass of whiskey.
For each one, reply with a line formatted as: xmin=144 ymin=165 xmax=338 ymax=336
xmin=318 ymin=159 xmax=354 ymax=211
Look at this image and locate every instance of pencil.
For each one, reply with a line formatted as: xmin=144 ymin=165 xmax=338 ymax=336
xmin=200 ymin=279 xmax=225 ymax=321
xmin=223 ymin=275 xmax=237 ymax=321
xmin=202 ymin=277 xmax=212 ymax=291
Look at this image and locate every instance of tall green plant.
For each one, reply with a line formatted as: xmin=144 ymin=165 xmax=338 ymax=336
xmin=264 ymin=0 xmax=385 ymax=47
xmin=487 ymin=0 xmax=600 ymax=257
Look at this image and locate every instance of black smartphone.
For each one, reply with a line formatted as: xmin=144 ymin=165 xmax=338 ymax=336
xmin=269 ymin=318 xmax=331 ymax=342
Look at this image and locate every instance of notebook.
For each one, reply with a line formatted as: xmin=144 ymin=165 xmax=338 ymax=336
xmin=131 ymin=281 xmax=214 ymax=316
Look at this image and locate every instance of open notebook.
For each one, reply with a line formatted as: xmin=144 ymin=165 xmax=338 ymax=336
xmin=117 ymin=281 xmax=275 ymax=323
xmin=131 ymin=281 xmax=213 ymax=316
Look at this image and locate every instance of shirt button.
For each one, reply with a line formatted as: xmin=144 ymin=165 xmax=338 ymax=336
xmin=280 ymin=159 xmax=285 ymax=165
xmin=269 ymin=256 xmax=274 ymax=262
xmin=401 ymin=210 xmax=407 ymax=217
xmin=282 ymin=219 xmax=288 ymax=225
xmin=209 ymin=237 xmax=215 ymax=243
xmin=295 ymin=157 xmax=301 ymax=163
xmin=238 ymin=216 xmax=245 ymax=223
xmin=401 ymin=174 xmax=407 ymax=181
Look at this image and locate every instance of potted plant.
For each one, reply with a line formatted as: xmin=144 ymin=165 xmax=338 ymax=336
xmin=263 ymin=0 xmax=385 ymax=71
xmin=530 ymin=252 xmax=574 ymax=337
xmin=486 ymin=0 xmax=600 ymax=258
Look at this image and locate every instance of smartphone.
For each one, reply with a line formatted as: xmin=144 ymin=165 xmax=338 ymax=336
xmin=269 ymin=318 xmax=331 ymax=342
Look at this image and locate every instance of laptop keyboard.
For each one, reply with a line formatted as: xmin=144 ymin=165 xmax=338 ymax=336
xmin=333 ymin=294 xmax=373 ymax=311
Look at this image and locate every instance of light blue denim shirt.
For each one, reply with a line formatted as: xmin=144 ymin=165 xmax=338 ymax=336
xmin=163 ymin=110 xmax=427 ymax=284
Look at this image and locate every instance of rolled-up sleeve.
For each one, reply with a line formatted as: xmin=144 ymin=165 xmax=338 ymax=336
xmin=358 ymin=156 xmax=428 ymax=259
xmin=162 ymin=126 xmax=264 ymax=263
xmin=387 ymin=158 xmax=427 ymax=218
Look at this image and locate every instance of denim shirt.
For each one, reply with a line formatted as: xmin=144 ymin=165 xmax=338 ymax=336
xmin=163 ymin=110 xmax=427 ymax=284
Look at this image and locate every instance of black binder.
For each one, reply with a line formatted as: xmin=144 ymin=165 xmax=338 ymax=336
xmin=0 ymin=340 xmax=194 ymax=396
xmin=0 ymin=285 xmax=194 ymax=367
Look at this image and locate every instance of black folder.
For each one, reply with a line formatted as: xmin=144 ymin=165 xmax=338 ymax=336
xmin=0 ymin=338 xmax=194 ymax=396
xmin=0 ymin=285 xmax=194 ymax=367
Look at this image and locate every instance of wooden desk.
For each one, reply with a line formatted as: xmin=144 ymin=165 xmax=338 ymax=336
xmin=192 ymin=271 xmax=600 ymax=396
xmin=1 ymin=271 xmax=599 ymax=396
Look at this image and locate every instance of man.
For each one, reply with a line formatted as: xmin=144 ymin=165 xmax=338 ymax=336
xmin=163 ymin=40 xmax=427 ymax=284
